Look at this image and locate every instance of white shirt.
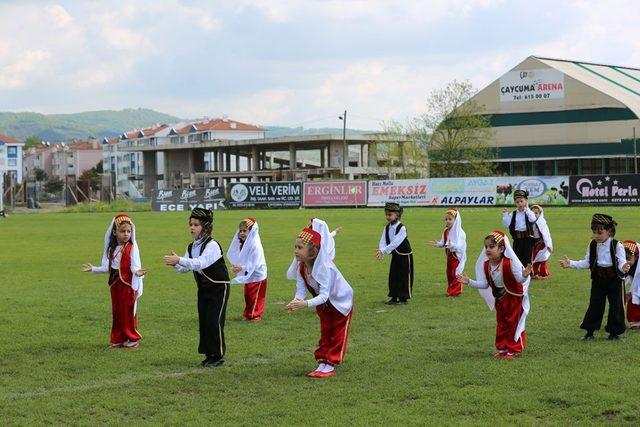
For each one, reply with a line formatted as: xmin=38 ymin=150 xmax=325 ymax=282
xmin=502 ymin=208 xmax=536 ymax=231
xmin=174 ymin=238 xmax=223 ymax=273
xmin=92 ymin=244 xmax=124 ymax=272
xmin=295 ymin=265 xmax=354 ymax=316
xmin=468 ymin=258 xmax=525 ymax=289
xmin=569 ymin=237 xmax=626 ymax=272
xmin=378 ymin=221 xmax=407 ymax=255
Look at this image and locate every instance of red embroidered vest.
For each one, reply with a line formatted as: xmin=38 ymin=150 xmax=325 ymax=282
xmin=109 ymin=242 xmax=133 ymax=286
xmin=483 ymin=257 xmax=524 ymax=297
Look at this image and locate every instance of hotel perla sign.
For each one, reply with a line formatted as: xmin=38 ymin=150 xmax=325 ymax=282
xmin=499 ymin=68 xmax=564 ymax=102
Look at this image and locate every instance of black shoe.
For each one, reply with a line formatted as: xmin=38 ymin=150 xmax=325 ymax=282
xmin=203 ymin=358 xmax=225 ymax=368
xmin=581 ymin=334 xmax=595 ymax=341
xmin=607 ymin=334 xmax=619 ymax=340
xmin=398 ymin=299 xmax=408 ymax=304
xmin=385 ymin=298 xmax=399 ymax=305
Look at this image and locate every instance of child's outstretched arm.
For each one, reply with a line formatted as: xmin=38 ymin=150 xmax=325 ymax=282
xmin=458 ymin=272 xmax=489 ymax=289
xmin=502 ymin=209 xmax=511 ymax=228
xmin=83 ymin=252 xmax=109 ymax=273
xmin=131 ymin=244 xmax=146 ymax=277
xmin=164 ymin=250 xmax=190 ymax=273
xmin=379 ymin=226 xmax=407 ymax=256
xmin=561 ymin=245 xmax=590 ymax=269
xmin=286 ymin=273 xmax=309 ymax=312
xmin=330 ymin=227 xmax=343 ymax=237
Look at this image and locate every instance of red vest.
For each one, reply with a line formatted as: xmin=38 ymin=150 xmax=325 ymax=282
xmin=483 ymin=257 xmax=524 ymax=297
xmin=299 ymin=263 xmax=318 ymax=297
xmin=109 ymin=242 xmax=133 ymax=286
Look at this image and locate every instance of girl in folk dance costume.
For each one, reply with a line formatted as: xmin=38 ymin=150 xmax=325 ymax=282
xmin=530 ymin=205 xmax=553 ymax=280
xmin=286 ymin=221 xmax=354 ymax=378
xmin=227 ymin=217 xmax=268 ymax=321
xmin=458 ymin=230 xmax=532 ymax=359
xmin=82 ymin=214 xmax=145 ymax=349
xmin=430 ymin=208 xmax=466 ymax=298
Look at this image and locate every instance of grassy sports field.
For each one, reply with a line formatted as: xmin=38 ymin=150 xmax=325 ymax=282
xmin=1 ymin=207 xmax=640 ymax=425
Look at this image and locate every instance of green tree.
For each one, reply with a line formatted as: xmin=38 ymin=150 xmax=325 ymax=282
xmin=33 ymin=167 xmax=47 ymax=182
xmin=44 ymin=176 xmax=64 ymax=194
xmin=80 ymin=161 xmax=103 ymax=192
xmin=388 ymin=80 xmax=496 ymax=178
xmin=24 ymin=136 xmax=42 ymax=149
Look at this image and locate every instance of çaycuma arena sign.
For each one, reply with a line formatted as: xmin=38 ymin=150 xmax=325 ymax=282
xmin=228 ymin=181 xmax=302 ymax=208
xmin=303 ymin=181 xmax=367 ymax=207
xmin=500 ymin=68 xmax=564 ymax=103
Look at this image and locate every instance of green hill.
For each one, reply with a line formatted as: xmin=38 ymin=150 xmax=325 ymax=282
xmin=0 ymin=108 xmax=181 ymax=141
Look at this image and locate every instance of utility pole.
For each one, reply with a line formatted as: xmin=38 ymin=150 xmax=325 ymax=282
xmin=339 ymin=110 xmax=347 ymax=176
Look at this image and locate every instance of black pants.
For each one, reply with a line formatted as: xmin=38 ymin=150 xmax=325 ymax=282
xmin=388 ymin=252 xmax=413 ymax=300
xmin=580 ymin=277 xmax=626 ymax=336
xmin=197 ymin=284 xmax=230 ymax=359
xmin=512 ymin=237 xmax=534 ymax=266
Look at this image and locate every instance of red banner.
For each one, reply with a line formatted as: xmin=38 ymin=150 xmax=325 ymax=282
xmin=303 ymin=181 xmax=367 ymax=207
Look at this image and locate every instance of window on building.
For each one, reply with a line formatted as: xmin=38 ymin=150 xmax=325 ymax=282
xmin=8 ymin=158 xmax=17 ymax=167
xmin=556 ymin=160 xmax=578 ymax=175
xmin=582 ymin=159 xmax=601 ymax=175
xmin=7 ymin=146 xmax=17 ymax=157
xmin=607 ymin=157 xmax=627 ymax=174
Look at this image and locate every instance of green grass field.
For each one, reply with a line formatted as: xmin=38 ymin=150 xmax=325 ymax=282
xmin=2 ymin=207 xmax=640 ymax=425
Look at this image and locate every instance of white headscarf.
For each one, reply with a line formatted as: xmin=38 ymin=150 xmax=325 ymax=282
xmin=474 ymin=231 xmax=530 ymax=342
xmin=227 ymin=219 xmax=267 ymax=284
xmin=532 ymin=206 xmax=553 ymax=263
xmin=287 ymin=218 xmax=335 ymax=279
xmin=101 ymin=215 xmax=144 ymax=314
xmin=443 ymin=210 xmax=466 ymax=275
xmin=627 ymin=242 xmax=640 ymax=305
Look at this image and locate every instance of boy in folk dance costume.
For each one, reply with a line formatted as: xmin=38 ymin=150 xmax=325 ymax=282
xmin=458 ymin=230 xmax=532 ymax=359
xmin=502 ymin=189 xmax=537 ymax=266
xmin=227 ymin=217 xmax=268 ymax=321
xmin=530 ymin=205 xmax=553 ymax=280
xmin=430 ymin=208 xmax=467 ymax=298
xmin=164 ymin=208 xmax=231 ymax=367
xmin=376 ymin=202 xmax=413 ymax=305
xmin=560 ymin=214 xmax=630 ymax=340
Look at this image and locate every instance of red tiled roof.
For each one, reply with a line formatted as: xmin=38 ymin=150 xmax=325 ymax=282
xmin=0 ymin=134 xmax=24 ymax=144
xmin=175 ymin=118 xmax=263 ymax=135
xmin=122 ymin=124 xmax=170 ymax=139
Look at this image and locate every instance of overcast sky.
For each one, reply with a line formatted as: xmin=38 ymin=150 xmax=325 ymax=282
xmin=1 ymin=0 xmax=639 ymax=130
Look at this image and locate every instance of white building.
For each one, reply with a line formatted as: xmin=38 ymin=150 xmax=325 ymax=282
xmin=0 ymin=134 xmax=24 ymax=184
xmin=107 ymin=118 xmax=265 ymax=196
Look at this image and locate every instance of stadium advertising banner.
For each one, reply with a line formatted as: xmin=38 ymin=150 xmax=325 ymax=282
xmin=303 ymin=181 xmax=367 ymax=207
xmin=152 ymin=187 xmax=226 ymax=211
xmin=499 ymin=68 xmax=565 ymax=103
xmin=428 ymin=177 xmax=496 ymax=206
xmin=367 ymin=179 xmax=430 ymax=207
xmin=569 ymin=174 xmax=640 ymax=205
xmin=228 ymin=181 xmax=302 ymax=208
xmin=495 ymin=176 xmax=570 ymax=206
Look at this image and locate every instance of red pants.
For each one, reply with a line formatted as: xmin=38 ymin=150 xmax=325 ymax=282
xmin=110 ymin=280 xmax=141 ymax=344
xmin=315 ymin=304 xmax=353 ymax=366
xmin=627 ymin=294 xmax=640 ymax=325
xmin=533 ymin=260 xmax=550 ymax=278
xmin=243 ymin=279 xmax=267 ymax=320
xmin=446 ymin=254 xmax=462 ymax=297
xmin=495 ymin=294 xmax=525 ymax=353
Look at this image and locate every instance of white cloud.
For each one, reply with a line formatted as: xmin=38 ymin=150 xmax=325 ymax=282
xmin=0 ymin=50 xmax=52 ymax=89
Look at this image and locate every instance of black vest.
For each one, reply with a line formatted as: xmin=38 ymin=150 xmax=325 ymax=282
xmin=509 ymin=210 xmax=533 ymax=237
xmin=385 ymin=222 xmax=412 ymax=254
xmin=188 ymin=237 xmax=230 ymax=288
xmin=588 ymin=239 xmax=624 ymax=280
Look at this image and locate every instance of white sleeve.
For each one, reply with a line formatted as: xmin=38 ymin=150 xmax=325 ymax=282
xmin=174 ymin=249 xmax=191 ymax=273
xmin=378 ymin=228 xmax=387 ymax=251
xmin=330 ymin=230 xmax=337 ymax=237
xmin=569 ymin=245 xmax=590 ymax=269
xmin=178 ymin=241 xmax=222 ymax=271
xmin=502 ymin=212 xmax=512 ymax=228
xmin=524 ymin=207 xmax=537 ymax=222
xmin=295 ymin=272 xmax=308 ymax=300
xmin=616 ymin=242 xmax=627 ymax=273
xmin=511 ymin=259 xmax=525 ymax=282
xmin=435 ymin=232 xmax=445 ymax=248
xmin=381 ymin=226 xmax=407 ymax=254
xmin=468 ymin=278 xmax=489 ymax=289
xmin=306 ymin=273 xmax=332 ymax=308
xmin=130 ymin=245 xmax=142 ymax=275
xmin=91 ymin=253 xmax=109 ymax=273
